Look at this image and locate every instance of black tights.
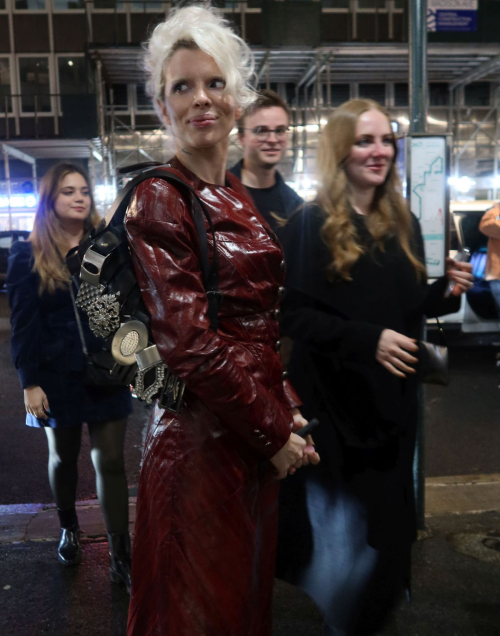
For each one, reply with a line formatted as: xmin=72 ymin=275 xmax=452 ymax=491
xmin=45 ymin=419 xmax=128 ymax=534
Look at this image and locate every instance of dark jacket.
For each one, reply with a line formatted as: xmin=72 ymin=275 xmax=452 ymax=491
xmin=277 ymin=204 xmax=460 ymax=545
xmin=7 ymin=241 xmax=132 ymax=428
xmin=276 ymin=204 xmax=460 ymax=631
xmin=125 ymin=158 xmax=301 ymax=636
xmin=229 ymin=159 xmax=303 ymax=220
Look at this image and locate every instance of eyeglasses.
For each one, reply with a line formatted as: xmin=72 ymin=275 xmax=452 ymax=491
xmin=244 ymin=126 xmax=289 ymax=142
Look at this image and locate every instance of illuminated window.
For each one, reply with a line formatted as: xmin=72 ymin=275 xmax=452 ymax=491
xmin=58 ymin=57 xmax=88 ymax=94
xmin=19 ymin=58 xmax=51 ymax=113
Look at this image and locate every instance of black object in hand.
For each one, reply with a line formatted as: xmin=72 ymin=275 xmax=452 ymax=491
xmin=295 ymin=418 xmax=320 ymax=438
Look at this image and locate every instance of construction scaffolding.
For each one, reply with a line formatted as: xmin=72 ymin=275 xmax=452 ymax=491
xmin=93 ymin=41 xmax=500 ymax=201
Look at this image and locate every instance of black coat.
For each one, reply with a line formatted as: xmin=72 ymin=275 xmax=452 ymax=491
xmin=7 ymin=241 xmax=132 ymax=428
xmin=278 ymin=204 xmax=459 ymax=546
xmin=229 ymin=160 xmax=303 ymax=220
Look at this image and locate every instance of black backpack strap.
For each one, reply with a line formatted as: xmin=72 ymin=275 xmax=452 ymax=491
xmin=106 ymin=167 xmax=221 ymax=331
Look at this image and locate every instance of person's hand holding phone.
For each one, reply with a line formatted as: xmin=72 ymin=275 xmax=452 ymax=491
xmin=444 ymin=250 xmax=473 ymax=298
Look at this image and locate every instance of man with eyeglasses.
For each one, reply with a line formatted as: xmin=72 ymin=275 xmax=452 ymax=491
xmin=230 ymin=90 xmax=303 ymax=232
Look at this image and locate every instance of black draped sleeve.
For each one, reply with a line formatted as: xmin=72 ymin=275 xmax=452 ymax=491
xmin=280 ymin=205 xmax=384 ymax=363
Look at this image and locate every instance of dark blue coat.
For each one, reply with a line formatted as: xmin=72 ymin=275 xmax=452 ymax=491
xmin=7 ymin=241 xmax=132 ymax=428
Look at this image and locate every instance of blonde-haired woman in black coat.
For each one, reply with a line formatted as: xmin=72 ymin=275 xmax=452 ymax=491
xmin=277 ymin=99 xmax=473 ymax=636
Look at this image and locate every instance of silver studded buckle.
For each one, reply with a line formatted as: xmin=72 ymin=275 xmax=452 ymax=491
xmin=75 ymin=281 xmax=105 ymax=312
xmin=133 ymin=345 xmax=168 ymax=404
xmin=134 ymin=345 xmax=185 ymax=413
xmin=110 ymin=320 xmax=149 ymax=365
xmin=86 ymin=292 xmax=121 ymax=339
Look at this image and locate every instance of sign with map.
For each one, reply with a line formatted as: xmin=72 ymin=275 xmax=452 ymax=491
xmin=409 ymin=136 xmax=448 ymax=278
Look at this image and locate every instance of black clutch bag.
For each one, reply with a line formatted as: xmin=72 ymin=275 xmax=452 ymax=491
xmin=417 ymin=319 xmax=449 ymax=386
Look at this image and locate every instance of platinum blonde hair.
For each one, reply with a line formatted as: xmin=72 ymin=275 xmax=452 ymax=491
xmin=144 ymin=4 xmax=256 ymax=120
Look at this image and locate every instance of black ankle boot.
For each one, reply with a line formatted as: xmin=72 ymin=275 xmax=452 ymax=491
xmin=57 ymin=523 xmax=82 ymax=566
xmin=107 ymin=532 xmax=131 ymax=594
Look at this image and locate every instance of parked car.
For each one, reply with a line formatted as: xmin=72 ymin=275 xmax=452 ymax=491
xmin=0 ymin=230 xmax=30 ymax=289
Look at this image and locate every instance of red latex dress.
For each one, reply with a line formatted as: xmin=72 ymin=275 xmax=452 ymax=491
xmin=125 ymin=158 xmax=300 ymax=636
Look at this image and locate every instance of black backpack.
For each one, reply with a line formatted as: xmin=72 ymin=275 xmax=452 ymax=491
xmin=66 ymin=164 xmax=222 ymax=414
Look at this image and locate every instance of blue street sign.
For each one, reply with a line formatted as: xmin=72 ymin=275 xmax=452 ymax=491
xmin=428 ymin=1 xmax=477 ymax=32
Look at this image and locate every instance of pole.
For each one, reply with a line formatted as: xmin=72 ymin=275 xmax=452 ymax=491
xmin=494 ymin=85 xmax=499 ymax=200
xmin=3 ymin=147 xmax=12 ymax=231
xmin=96 ymin=58 xmax=109 ymax=194
xmin=326 ymin=55 xmax=332 ymax=112
xmin=409 ymin=0 xmax=428 ymax=532
xmin=316 ymin=55 xmax=322 ymax=131
xmin=32 ymin=161 xmax=37 ymax=196
xmin=409 ymin=0 xmax=427 ymax=134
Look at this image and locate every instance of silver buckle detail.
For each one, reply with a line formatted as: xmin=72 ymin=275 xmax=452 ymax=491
xmin=111 ymin=321 xmax=149 ymax=366
xmin=134 ymin=345 xmax=185 ymax=412
xmin=87 ymin=292 xmax=121 ymax=338
xmin=81 ymin=248 xmax=110 ymax=286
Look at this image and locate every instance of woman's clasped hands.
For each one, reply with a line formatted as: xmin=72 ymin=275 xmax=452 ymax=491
xmin=270 ymin=408 xmax=321 ymax=479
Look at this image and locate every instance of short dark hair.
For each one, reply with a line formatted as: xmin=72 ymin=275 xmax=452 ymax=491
xmin=238 ymin=89 xmax=291 ymax=133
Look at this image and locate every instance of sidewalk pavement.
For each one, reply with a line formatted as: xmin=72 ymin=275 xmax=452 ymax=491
xmin=1 ymin=476 xmax=499 ymax=636
xmin=2 ymin=474 xmax=499 ymax=545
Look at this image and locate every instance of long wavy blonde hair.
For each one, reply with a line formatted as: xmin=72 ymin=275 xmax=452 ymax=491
xmin=30 ymin=163 xmax=100 ymax=294
xmin=316 ymin=99 xmax=426 ymax=282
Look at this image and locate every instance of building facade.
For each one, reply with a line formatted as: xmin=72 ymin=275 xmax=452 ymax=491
xmin=0 ymin=0 xmax=499 ymax=227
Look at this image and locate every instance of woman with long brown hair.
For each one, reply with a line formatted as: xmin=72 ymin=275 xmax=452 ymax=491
xmin=7 ymin=162 xmax=132 ymax=590
xmin=277 ymin=99 xmax=473 ymax=635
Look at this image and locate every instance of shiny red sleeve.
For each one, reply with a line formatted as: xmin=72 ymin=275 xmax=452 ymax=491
xmin=125 ymin=178 xmax=293 ymax=458
xmin=282 ymin=378 xmax=302 ymax=410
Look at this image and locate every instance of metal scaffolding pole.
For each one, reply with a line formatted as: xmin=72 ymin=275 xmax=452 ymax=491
xmin=96 ymin=59 xmax=109 ymax=191
xmin=326 ymin=56 xmax=332 ymax=112
xmin=494 ymin=85 xmax=500 ymax=200
xmin=409 ymin=0 xmax=428 ymax=133
xmin=293 ymin=85 xmax=299 ymax=172
xmin=409 ymin=0 xmax=428 ymax=532
xmin=316 ymin=58 xmax=322 ymax=131
xmin=3 ymin=146 xmax=11 ymax=231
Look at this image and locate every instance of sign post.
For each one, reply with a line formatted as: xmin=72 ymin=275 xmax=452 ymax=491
xmin=401 ymin=133 xmax=452 ymax=532
xmin=408 ymin=135 xmax=451 ymax=278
